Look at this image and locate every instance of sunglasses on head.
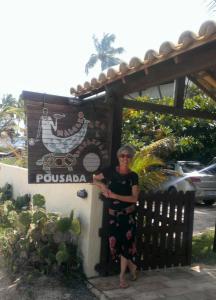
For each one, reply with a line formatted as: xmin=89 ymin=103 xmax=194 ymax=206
xmin=119 ymin=153 xmax=132 ymax=158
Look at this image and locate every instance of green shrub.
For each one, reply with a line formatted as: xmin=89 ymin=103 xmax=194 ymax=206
xmin=32 ymin=194 xmax=46 ymax=208
xmin=0 ymin=190 xmax=82 ymax=277
xmin=15 ymin=194 xmax=31 ymax=211
xmin=19 ymin=211 xmax=32 ymax=228
xmin=57 ymin=217 xmax=71 ymax=232
xmin=0 ymin=183 xmax=13 ymax=202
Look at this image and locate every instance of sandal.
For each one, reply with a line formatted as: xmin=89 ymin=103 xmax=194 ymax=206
xmin=119 ymin=280 xmax=129 ymax=289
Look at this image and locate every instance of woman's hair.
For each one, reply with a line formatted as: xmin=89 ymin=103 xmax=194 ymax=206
xmin=117 ymin=144 xmax=136 ymax=158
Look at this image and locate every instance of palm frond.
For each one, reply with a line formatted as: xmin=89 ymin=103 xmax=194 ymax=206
xmin=131 ymin=154 xmax=166 ymax=191
xmin=107 ymin=47 xmax=125 ymax=55
xmin=206 ymin=0 xmax=216 ymax=11
xmin=85 ymin=54 xmax=99 ymax=74
xmin=131 ymin=154 xmax=164 ymax=174
xmin=141 ymin=171 xmax=166 ymax=191
xmin=1 ymin=106 xmax=23 ymax=116
xmin=93 ymin=35 xmax=101 ymax=53
xmin=138 ymin=137 xmax=175 ymax=159
xmin=130 ymin=138 xmax=175 ymax=191
xmin=101 ymin=33 xmax=116 ymax=49
xmin=101 ymin=56 xmax=122 ymax=70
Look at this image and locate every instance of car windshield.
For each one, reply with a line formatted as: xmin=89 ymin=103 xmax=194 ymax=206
xmin=180 ymin=162 xmax=206 ymax=173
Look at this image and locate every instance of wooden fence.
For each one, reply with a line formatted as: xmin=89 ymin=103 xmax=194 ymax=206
xmin=95 ymin=191 xmax=195 ymax=275
xmin=136 ymin=191 xmax=195 ymax=270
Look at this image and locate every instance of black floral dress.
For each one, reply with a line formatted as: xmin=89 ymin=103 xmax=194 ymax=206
xmin=101 ymin=168 xmax=139 ymax=263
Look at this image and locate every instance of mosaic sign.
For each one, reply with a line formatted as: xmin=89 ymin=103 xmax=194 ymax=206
xmin=25 ymin=93 xmax=113 ymax=183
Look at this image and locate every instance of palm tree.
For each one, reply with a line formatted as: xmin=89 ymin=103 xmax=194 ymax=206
xmin=131 ymin=138 xmax=175 ymax=191
xmin=85 ymin=33 xmax=124 ymax=75
xmin=206 ymin=0 xmax=216 ymax=12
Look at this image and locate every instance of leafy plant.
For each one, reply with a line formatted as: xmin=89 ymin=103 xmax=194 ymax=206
xmin=15 ymin=194 xmax=31 ymax=211
xmin=0 ymin=183 xmax=13 ymax=202
xmin=122 ymin=85 xmax=216 ymax=164
xmin=57 ymin=217 xmax=71 ymax=233
xmin=32 ymin=194 xmax=45 ymax=208
xmin=19 ymin=211 xmax=32 ymax=228
xmin=131 ymin=138 xmax=175 ymax=191
xmin=0 ymin=189 xmax=82 ymax=277
xmin=71 ymin=218 xmax=81 ymax=235
xmin=192 ymin=230 xmax=216 ymax=264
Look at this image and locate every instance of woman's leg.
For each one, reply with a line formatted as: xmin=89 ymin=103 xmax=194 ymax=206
xmin=119 ymin=255 xmax=129 ymax=287
xmin=128 ymin=259 xmax=137 ymax=280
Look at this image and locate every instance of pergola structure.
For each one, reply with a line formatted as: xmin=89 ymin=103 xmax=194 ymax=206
xmin=70 ymin=20 xmax=216 ymax=163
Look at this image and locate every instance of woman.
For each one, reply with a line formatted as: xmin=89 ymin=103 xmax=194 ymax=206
xmin=93 ymin=144 xmax=140 ymax=288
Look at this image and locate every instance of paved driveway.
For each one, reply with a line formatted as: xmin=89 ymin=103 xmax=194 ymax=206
xmin=89 ymin=265 xmax=216 ymax=300
xmin=193 ymin=203 xmax=216 ymax=235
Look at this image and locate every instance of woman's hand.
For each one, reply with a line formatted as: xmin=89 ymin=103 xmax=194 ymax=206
xmin=106 ymin=190 xmax=116 ymax=199
xmin=101 ymin=186 xmax=110 ymax=198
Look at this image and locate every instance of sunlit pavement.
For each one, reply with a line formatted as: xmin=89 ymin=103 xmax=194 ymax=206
xmin=88 ymin=265 xmax=216 ymax=300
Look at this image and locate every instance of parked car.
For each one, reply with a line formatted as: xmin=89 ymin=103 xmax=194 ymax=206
xmin=12 ymin=136 xmax=26 ymax=150
xmin=0 ymin=151 xmax=16 ymax=158
xmin=157 ymin=161 xmax=216 ymax=205
xmin=207 ymin=157 xmax=216 ymax=174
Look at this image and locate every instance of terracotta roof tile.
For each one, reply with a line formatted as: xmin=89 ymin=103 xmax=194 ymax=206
xmin=129 ymin=57 xmax=143 ymax=69
xmin=178 ymin=31 xmax=198 ymax=47
xmin=70 ymin=20 xmax=216 ymax=97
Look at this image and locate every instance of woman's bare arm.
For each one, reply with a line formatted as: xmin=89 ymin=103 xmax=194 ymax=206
xmin=93 ymin=173 xmax=109 ymax=197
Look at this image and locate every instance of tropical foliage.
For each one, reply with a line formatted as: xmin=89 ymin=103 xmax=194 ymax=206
xmin=0 ymin=151 xmax=27 ymax=168
xmin=206 ymin=0 xmax=216 ymax=12
xmin=122 ymin=85 xmax=216 ymax=164
xmin=0 ymin=184 xmax=82 ymax=276
xmin=131 ymin=138 xmax=175 ymax=191
xmin=0 ymin=94 xmax=27 ymax=167
xmin=85 ymin=33 xmax=124 ymax=74
xmin=0 ymin=94 xmax=24 ymax=141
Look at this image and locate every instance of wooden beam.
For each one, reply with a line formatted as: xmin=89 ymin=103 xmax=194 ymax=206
xmin=22 ymin=90 xmax=71 ymax=105
xmin=109 ymin=41 xmax=216 ymax=96
xmin=123 ymin=99 xmax=216 ymax=120
xmin=188 ymin=76 xmax=216 ymax=102
xmin=174 ymin=77 xmax=185 ymax=109
xmin=21 ymin=90 xmax=106 ymax=106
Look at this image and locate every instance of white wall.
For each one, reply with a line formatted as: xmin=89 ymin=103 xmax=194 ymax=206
xmin=0 ymin=163 xmax=103 ymax=277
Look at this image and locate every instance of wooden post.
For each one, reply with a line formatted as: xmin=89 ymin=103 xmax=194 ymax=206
xmin=109 ymin=92 xmax=124 ymax=166
xmin=174 ymin=77 xmax=185 ymax=109
xmin=95 ymin=91 xmax=123 ymax=276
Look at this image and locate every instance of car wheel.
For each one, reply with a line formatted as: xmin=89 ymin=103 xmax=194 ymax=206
xmin=203 ymin=199 xmax=215 ymax=206
xmin=168 ymin=187 xmax=177 ymax=194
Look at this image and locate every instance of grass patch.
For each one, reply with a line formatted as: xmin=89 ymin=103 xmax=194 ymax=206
xmin=0 ymin=156 xmax=27 ymax=168
xmin=0 ymin=147 xmax=10 ymax=152
xmin=192 ymin=229 xmax=216 ymax=265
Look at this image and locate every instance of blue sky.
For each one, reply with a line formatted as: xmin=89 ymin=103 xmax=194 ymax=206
xmin=0 ymin=0 xmax=214 ymax=100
